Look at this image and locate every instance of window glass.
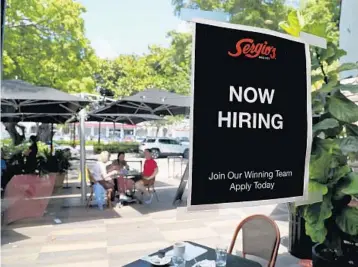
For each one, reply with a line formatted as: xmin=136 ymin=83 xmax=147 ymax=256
xmin=158 ymin=139 xmax=170 ymax=144
xmin=170 ymin=139 xmax=180 ymax=145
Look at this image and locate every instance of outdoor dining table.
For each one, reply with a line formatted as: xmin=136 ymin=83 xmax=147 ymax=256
xmin=115 ymin=170 xmax=142 ymax=204
xmin=123 ymin=241 xmax=262 ymax=267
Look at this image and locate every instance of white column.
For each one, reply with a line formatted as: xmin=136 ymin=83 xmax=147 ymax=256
xmin=120 ymin=124 xmax=124 ymax=138
xmin=79 ymin=109 xmax=87 ymax=204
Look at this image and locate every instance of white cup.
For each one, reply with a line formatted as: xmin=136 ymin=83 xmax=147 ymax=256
xmin=173 ymin=241 xmax=186 ymax=257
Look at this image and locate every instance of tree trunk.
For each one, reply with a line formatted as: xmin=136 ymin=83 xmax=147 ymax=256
xmin=3 ymin=122 xmax=26 ymax=145
xmin=36 ymin=124 xmax=53 ymax=143
xmin=155 ymin=126 xmax=160 ymax=137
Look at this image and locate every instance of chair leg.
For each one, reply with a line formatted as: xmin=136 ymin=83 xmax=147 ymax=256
xmin=86 ymin=190 xmax=93 ymax=209
xmin=153 ymin=188 xmax=159 ymax=202
xmin=153 ymin=187 xmax=159 ymax=202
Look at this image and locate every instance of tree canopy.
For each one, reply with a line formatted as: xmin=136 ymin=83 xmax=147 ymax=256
xmin=94 ymin=30 xmax=192 ymax=97
xmin=3 ymin=0 xmax=97 ymax=93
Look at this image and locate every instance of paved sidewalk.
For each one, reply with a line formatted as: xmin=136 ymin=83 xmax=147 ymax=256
xmin=1 ymin=158 xmax=301 ymax=267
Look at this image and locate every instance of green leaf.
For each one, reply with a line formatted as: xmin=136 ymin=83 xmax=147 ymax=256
xmin=311 ymin=74 xmax=324 ymax=84
xmin=309 ymin=151 xmax=331 ymax=183
xmin=304 ymin=194 xmax=333 ymax=243
xmin=287 ymin=10 xmax=304 ymax=31
xmin=340 ymin=172 xmax=358 ymax=196
xmin=331 ymin=165 xmax=351 ymax=185
xmin=338 ymin=137 xmax=358 ymax=155
xmin=334 ymin=172 xmax=358 ymax=200
xmin=337 ymin=63 xmax=358 ymax=73
xmin=312 ymin=118 xmax=339 ymax=135
xmin=346 ymin=124 xmax=358 ymax=137
xmin=336 ymin=207 xmax=358 ymax=236
xmin=328 ymin=91 xmax=358 ymax=123
xmin=318 ymin=79 xmax=338 ymax=93
xmin=279 ymin=21 xmax=300 ymax=37
xmin=308 ymin=181 xmax=328 ymax=195
xmin=304 ymin=23 xmax=326 ymax=38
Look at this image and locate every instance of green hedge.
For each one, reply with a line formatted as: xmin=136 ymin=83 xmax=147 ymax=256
xmin=55 ymin=140 xmax=140 ymax=146
xmin=93 ymin=142 xmax=139 ymax=154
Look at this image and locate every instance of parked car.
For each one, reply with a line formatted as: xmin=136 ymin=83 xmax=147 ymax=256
xmin=176 ymin=136 xmax=190 ymax=146
xmin=135 ymin=136 xmax=146 ymax=143
xmin=139 ymin=137 xmax=189 ymax=159
xmin=53 ymin=143 xmax=80 ymax=159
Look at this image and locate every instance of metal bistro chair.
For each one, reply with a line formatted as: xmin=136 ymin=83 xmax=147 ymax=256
xmin=86 ymin=170 xmax=112 ymax=209
xmin=228 ymin=215 xmax=281 ymax=267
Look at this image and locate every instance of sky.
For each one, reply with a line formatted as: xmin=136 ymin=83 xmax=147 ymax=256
xmin=78 ymin=0 xmax=187 ymax=58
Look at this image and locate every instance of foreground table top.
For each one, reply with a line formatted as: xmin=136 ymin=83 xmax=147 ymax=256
xmin=124 ymin=241 xmax=262 ymax=267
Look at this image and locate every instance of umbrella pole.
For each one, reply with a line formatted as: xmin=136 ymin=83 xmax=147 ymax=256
xmin=113 ymin=122 xmax=115 ymax=141
xmin=98 ymin=122 xmax=101 ymax=144
xmin=72 ymin=123 xmax=76 ymax=147
xmin=79 ymin=109 xmax=87 ymax=204
xmin=50 ymin=123 xmax=54 ymax=154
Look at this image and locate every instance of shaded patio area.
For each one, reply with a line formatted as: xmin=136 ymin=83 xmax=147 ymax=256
xmin=1 ymin=155 xmax=303 ymax=267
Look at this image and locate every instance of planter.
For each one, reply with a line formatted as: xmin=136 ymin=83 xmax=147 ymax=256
xmin=288 ymin=210 xmax=314 ymax=259
xmin=52 ymin=173 xmax=65 ymax=194
xmin=312 ymin=243 xmax=357 ymax=267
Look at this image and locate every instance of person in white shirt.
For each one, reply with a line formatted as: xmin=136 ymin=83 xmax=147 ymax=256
xmin=92 ymin=151 xmax=118 ymax=207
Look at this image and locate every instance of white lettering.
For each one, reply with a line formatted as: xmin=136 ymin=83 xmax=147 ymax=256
xmin=238 ymin=112 xmax=251 ymax=128
xmin=258 ymin=87 xmax=275 ymax=104
xmin=271 ymin=114 xmax=283 ymax=129
xmin=218 ymin=111 xmax=231 ymax=128
xmin=243 ymin=87 xmax=258 ymax=103
xmin=229 ymin=85 xmax=275 ymax=104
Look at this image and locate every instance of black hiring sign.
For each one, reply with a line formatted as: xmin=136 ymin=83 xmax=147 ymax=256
xmin=189 ymin=21 xmax=310 ymax=207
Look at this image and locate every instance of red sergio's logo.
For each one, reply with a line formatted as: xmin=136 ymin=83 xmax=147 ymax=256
xmin=228 ymin=38 xmax=277 ymax=60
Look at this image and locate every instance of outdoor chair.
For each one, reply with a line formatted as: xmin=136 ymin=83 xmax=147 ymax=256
xmin=86 ymin=170 xmax=112 ymax=209
xmin=141 ymin=176 xmax=159 ymax=202
xmin=228 ymin=214 xmax=280 ymax=267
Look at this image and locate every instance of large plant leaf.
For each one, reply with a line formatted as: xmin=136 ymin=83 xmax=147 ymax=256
xmin=338 ymin=137 xmax=358 ymax=155
xmin=336 ymin=207 xmax=358 ymax=236
xmin=334 ymin=172 xmax=358 ymax=199
xmin=279 ymin=21 xmax=299 ymax=36
xmin=304 ymin=23 xmax=326 ymax=38
xmin=337 ymin=63 xmax=358 ymax=73
xmin=318 ymin=79 xmax=338 ymax=93
xmin=346 ymin=124 xmax=358 ymax=137
xmin=340 ymin=172 xmax=358 ymax=196
xmin=311 ymin=73 xmax=324 ymax=84
xmin=309 ymin=151 xmax=331 ymax=183
xmin=315 ymin=138 xmax=342 ymax=157
xmin=328 ymin=91 xmax=358 ymax=123
xmin=313 ymin=118 xmax=339 ymax=135
xmin=308 ymin=180 xmax=328 ymax=195
xmin=304 ymin=195 xmax=333 ymax=243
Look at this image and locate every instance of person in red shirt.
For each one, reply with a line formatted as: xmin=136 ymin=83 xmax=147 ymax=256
xmin=136 ymin=149 xmax=158 ymax=204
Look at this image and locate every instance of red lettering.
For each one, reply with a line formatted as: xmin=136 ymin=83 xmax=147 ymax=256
xmin=228 ymin=38 xmax=276 ymax=59
xmin=228 ymin=38 xmax=254 ymax=57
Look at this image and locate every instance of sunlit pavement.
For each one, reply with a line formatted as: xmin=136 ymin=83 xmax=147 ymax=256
xmin=1 ymin=156 xmax=302 ymax=267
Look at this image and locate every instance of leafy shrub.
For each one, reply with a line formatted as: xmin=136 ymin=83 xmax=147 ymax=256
xmin=93 ymin=142 xmax=139 ymax=154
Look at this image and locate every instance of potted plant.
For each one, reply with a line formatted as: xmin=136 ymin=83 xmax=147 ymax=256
xmin=40 ymin=149 xmax=71 ymax=192
xmin=280 ymin=10 xmax=358 ymax=266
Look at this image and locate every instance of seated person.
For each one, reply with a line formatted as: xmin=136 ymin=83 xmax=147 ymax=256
xmin=135 ymin=149 xmax=158 ymax=204
xmin=91 ymin=151 xmax=119 ymax=207
xmin=108 ymin=152 xmax=134 ymax=201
